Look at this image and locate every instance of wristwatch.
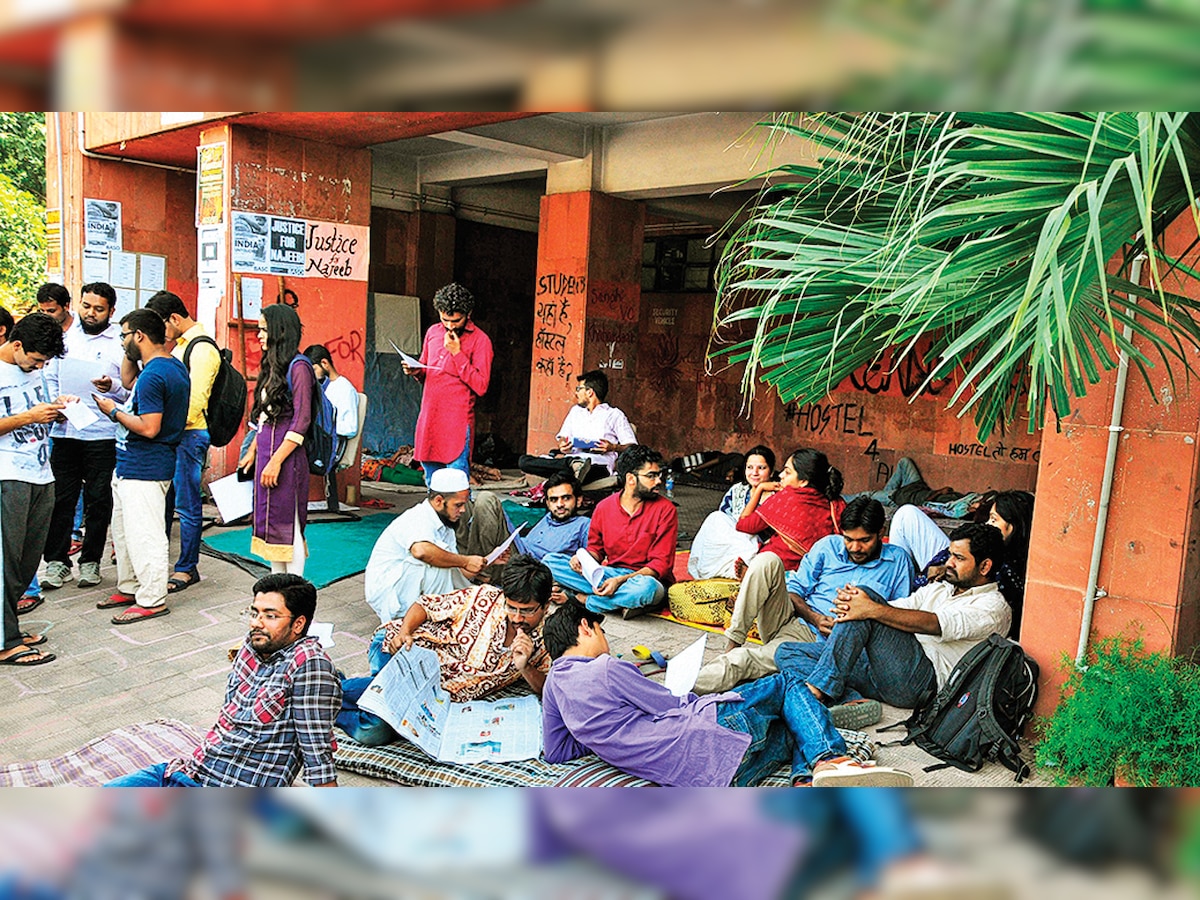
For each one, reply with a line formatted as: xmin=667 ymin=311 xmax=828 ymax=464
xmin=107 ymin=406 xmax=120 ymax=422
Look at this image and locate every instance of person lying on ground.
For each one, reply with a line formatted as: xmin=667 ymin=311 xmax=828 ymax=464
xmin=338 ymin=554 xmax=553 ymax=746
xmin=540 ymin=597 xmax=913 ymax=787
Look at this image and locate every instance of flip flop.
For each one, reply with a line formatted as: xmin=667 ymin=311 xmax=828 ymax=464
xmin=111 ymin=605 xmax=170 ymax=626
xmin=20 ymin=632 xmax=47 ymax=647
xmin=16 ymin=595 xmax=43 ymax=615
xmin=97 ymin=593 xmax=136 ymax=610
xmin=0 ymin=647 xmax=56 ymax=666
xmin=167 ymin=573 xmax=199 ymax=594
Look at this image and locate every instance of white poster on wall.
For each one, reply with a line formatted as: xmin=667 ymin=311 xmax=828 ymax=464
xmin=83 ymin=198 xmax=121 ymax=251
xmin=231 ymin=211 xmax=269 ymax=274
xmin=197 ymin=225 xmax=225 ymax=336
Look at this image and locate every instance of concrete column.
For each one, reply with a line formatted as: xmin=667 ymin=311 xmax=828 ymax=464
xmin=527 ymin=191 xmax=644 ymax=454
xmin=1023 ymin=212 xmax=1200 ymax=717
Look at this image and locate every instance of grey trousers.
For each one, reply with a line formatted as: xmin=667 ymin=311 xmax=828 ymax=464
xmin=1 ymin=480 xmax=55 ymax=651
xmin=461 ymin=491 xmax=510 ymax=581
xmin=693 ymin=551 xmax=816 ymax=695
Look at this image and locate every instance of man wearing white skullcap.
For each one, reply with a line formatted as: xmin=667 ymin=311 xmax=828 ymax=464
xmin=362 ymin=467 xmax=486 ymax=623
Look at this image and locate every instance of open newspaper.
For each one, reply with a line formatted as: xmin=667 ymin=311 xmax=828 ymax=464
xmin=356 ymin=646 xmax=542 ymax=764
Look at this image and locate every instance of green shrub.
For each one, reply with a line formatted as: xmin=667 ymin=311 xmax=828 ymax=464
xmin=1035 ymin=636 xmax=1200 ymax=787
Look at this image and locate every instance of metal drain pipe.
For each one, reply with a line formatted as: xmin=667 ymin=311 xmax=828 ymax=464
xmin=1075 ymin=246 xmax=1145 ymax=668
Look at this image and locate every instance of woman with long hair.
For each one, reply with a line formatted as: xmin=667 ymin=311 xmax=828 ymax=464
xmin=735 ymin=447 xmax=845 ymax=571
xmin=687 ymin=445 xmax=777 ymax=580
xmin=238 ymin=304 xmax=314 ymax=575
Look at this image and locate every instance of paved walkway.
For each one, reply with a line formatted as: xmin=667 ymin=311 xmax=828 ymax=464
xmin=1 ymin=478 xmax=1047 ymax=786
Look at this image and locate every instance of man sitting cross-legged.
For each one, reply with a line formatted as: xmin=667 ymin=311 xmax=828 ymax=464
xmin=106 ymin=574 xmax=341 ymax=786
xmin=541 ymin=597 xmax=914 ymax=787
xmin=776 ymin=522 xmax=1012 ymax=713
xmin=338 ymin=554 xmax=554 ymax=746
xmin=694 ymin=497 xmax=914 ymax=695
xmin=542 ymin=444 xmax=677 ymax=617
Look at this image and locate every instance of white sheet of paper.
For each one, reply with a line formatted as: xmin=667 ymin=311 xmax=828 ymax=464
xmin=208 ymin=472 xmax=254 ymax=522
xmin=82 ymin=249 xmax=109 ymax=283
xmin=57 ymin=357 xmax=103 ymax=400
xmin=60 ymin=400 xmax=100 ymax=431
xmin=664 ymin=635 xmax=708 ymax=697
xmin=108 ymin=249 xmax=138 ymax=288
xmin=114 ymin=287 xmax=136 ymax=321
xmin=484 ymin=527 xmax=522 ymax=565
xmin=310 ymin=622 xmax=336 ymax=649
xmin=139 ymin=253 xmax=166 ymax=291
xmin=388 ymin=338 xmax=429 ymax=369
xmin=241 ymin=276 xmax=264 ymax=320
xmin=573 ymin=547 xmax=605 ymax=592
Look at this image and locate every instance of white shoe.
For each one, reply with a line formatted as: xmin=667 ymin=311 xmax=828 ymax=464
xmin=812 ymin=756 xmax=914 ymax=787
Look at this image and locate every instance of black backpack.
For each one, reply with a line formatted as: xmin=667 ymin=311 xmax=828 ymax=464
xmin=285 ymin=355 xmax=338 ymax=477
xmin=182 ymin=335 xmax=248 ymax=448
xmin=885 ymin=633 xmax=1040 ymax=782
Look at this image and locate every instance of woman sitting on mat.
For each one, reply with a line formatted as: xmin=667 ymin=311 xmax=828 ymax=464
xmin=687 ymin=444 xmax=776 ymax=580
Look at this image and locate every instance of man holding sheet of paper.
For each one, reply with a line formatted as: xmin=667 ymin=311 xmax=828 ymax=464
xmin=41 ymin=282 xmax=129 ymax=592
xmin=542 ymin=445 xmax=677 ymax=617
xmin=404 ymin=283 xmax=492 ymax=485
xmin=518 ymin=369 xmax=636 ymax=485
xmin=338 ymin=554 xmax=553 ymax=746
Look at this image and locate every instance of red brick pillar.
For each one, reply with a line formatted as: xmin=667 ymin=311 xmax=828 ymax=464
xmin=1023 ymin=212 xmax=1200 ymax=718
xmin=527 ymin=191 xmax=644 ymax=454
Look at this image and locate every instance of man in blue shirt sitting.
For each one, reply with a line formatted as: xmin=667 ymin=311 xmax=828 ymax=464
xmin=515 ymin=471 xmax=590 ymax=558
xmin=694 ymin=497 xmax=914 ymax=694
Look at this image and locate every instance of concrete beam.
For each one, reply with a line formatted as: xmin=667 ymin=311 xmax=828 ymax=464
xmin=439 ymin=117 xmax=588 ymax=163
xmin=419 ymin=146 xmax=547 ymax=187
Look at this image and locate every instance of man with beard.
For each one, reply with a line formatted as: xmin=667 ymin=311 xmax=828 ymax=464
xmin=542 ymin=445 xmax=677 ymax=617
xmin=41 ymin=282 xmax=130 ymax=591
xmin=693 ymin=497 xmax=914 ymax=694
xmin=107 ymin=573 xmax=340 ymax=786
xmin=775 ymin=522 xmax=1012 ymax=714
xmin=338 ymin=554 xmax=552 ymax=745
xmin=93 ymin=309 xmax=190 ymax=624
xmin=362 ymin=467 xmax=486 ymax=623
xmin=513 ymin=471 xmax=590 ymax=566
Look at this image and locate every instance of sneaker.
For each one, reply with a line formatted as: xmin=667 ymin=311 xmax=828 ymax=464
xmin=42 ymin=561 xmax=72 ymax=590
xmin=568 ymin=457 xmax=591 ymax=484
xmin=829 ymin=698 xmax=883 ymax=730
xmin=812 ymin=756 xmax=914 ymax=787
xmin=77 ymin=561 xmax=102 ymax=587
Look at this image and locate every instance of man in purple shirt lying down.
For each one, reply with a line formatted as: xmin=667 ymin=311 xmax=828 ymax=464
xmin=540 ymin=598 xmax=914 ymax=787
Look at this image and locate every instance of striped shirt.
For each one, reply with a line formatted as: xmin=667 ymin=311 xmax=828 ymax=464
xmin=168 ymin=635 xmax=341 ymax=787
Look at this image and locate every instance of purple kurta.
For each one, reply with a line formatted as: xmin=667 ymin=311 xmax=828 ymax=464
xmin=251 ymin=356 xmax=314 ymax=562
xmin=542 ymin=653 xmax=749 ymax=787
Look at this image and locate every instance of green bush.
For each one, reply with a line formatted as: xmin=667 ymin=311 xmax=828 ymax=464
xmin=1035 ymin=636 xmax=1200 ymax=786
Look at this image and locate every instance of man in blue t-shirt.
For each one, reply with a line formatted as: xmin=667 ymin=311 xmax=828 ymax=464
xmin=93 ymin=309 xmax=190 ymax=625
xmin=513 ymin=471 xmax=590 ymax=601
xmin=694 ymin=497 xmax=915 ymax=694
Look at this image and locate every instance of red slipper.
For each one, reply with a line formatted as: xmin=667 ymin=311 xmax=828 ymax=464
xmin=16 ymin=594 xmax=44 ymax=615
xmin=97 ymin=592 xmax=136 ymax=610
xmin=111 ymin=605 xmax=170 ymax=625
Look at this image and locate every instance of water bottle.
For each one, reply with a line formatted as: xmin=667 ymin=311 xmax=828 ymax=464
xmin=665 ymin=468 xmax=675 ymax=499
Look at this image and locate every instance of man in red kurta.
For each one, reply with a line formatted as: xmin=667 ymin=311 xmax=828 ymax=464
xmin=404 ymin=283 xmax=493 ymax=484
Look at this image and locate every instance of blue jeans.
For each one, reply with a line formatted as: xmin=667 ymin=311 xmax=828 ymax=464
xmin=715 ymin=670 xmax=846 ymax=784
xmin=421 ymin=426 xmax=472 ymax=485
xmin=846 ymin=456 xmax=921 ymax=506
xmin=105 ymin=762 xmax=202 ymax=787
xmin=781 ymin=603 xmax=937 ymax=709
xmin=336 ymin=631 xmax=399 ymax=745
xmin=542 ymin=552 xmax=665 ymax=614
xmin=168 ymin=429 xmax=210 ymax=574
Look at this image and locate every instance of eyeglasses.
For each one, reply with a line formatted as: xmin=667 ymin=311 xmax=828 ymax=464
xmin=119 ymin=331 xmax=133 ymax=339
xmin=636 ymin=470 xmax=664 ymax=481
xmin=504 ymin=604 xmax=542 ymax=619
xmin=242 ymin=606 xmax=295 ymax=624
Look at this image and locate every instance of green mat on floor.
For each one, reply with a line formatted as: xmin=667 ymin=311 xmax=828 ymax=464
xmin=201 ymin=513 xmax=398 ymax=588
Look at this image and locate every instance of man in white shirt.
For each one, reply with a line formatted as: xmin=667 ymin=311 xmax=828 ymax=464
xmin=518 ymin=369 xmax=636 ymax=484
xmin=776 ymin=522 xmax=1012 ymax=711
xmin=41 ymin=282 xmax=130 ymax=591
xmin=304 ymin=344 xmax=359 ymax=513
xmin=363 ymin=467 xmax=486 ymax=623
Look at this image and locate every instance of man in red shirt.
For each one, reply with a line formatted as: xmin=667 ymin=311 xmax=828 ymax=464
xmin=403 ymin=283 xmax=493 ymax=485
xmin=543 ymin=445 xmax=677 ymax=617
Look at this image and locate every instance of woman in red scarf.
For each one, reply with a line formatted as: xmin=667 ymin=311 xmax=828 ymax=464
xmin=735 ymin=447 xmax=845 ymax=571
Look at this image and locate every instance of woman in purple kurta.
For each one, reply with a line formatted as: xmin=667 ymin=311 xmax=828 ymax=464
xmin=238 ymin=304 xmax=313 ymax=574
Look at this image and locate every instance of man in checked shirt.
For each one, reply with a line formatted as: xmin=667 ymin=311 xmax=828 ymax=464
xmin=107 ymin=573 xmax=341 ymax=787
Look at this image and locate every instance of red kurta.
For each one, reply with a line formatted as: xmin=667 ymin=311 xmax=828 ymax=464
xmin=413 ymin=320 xmax=493 ymax=465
